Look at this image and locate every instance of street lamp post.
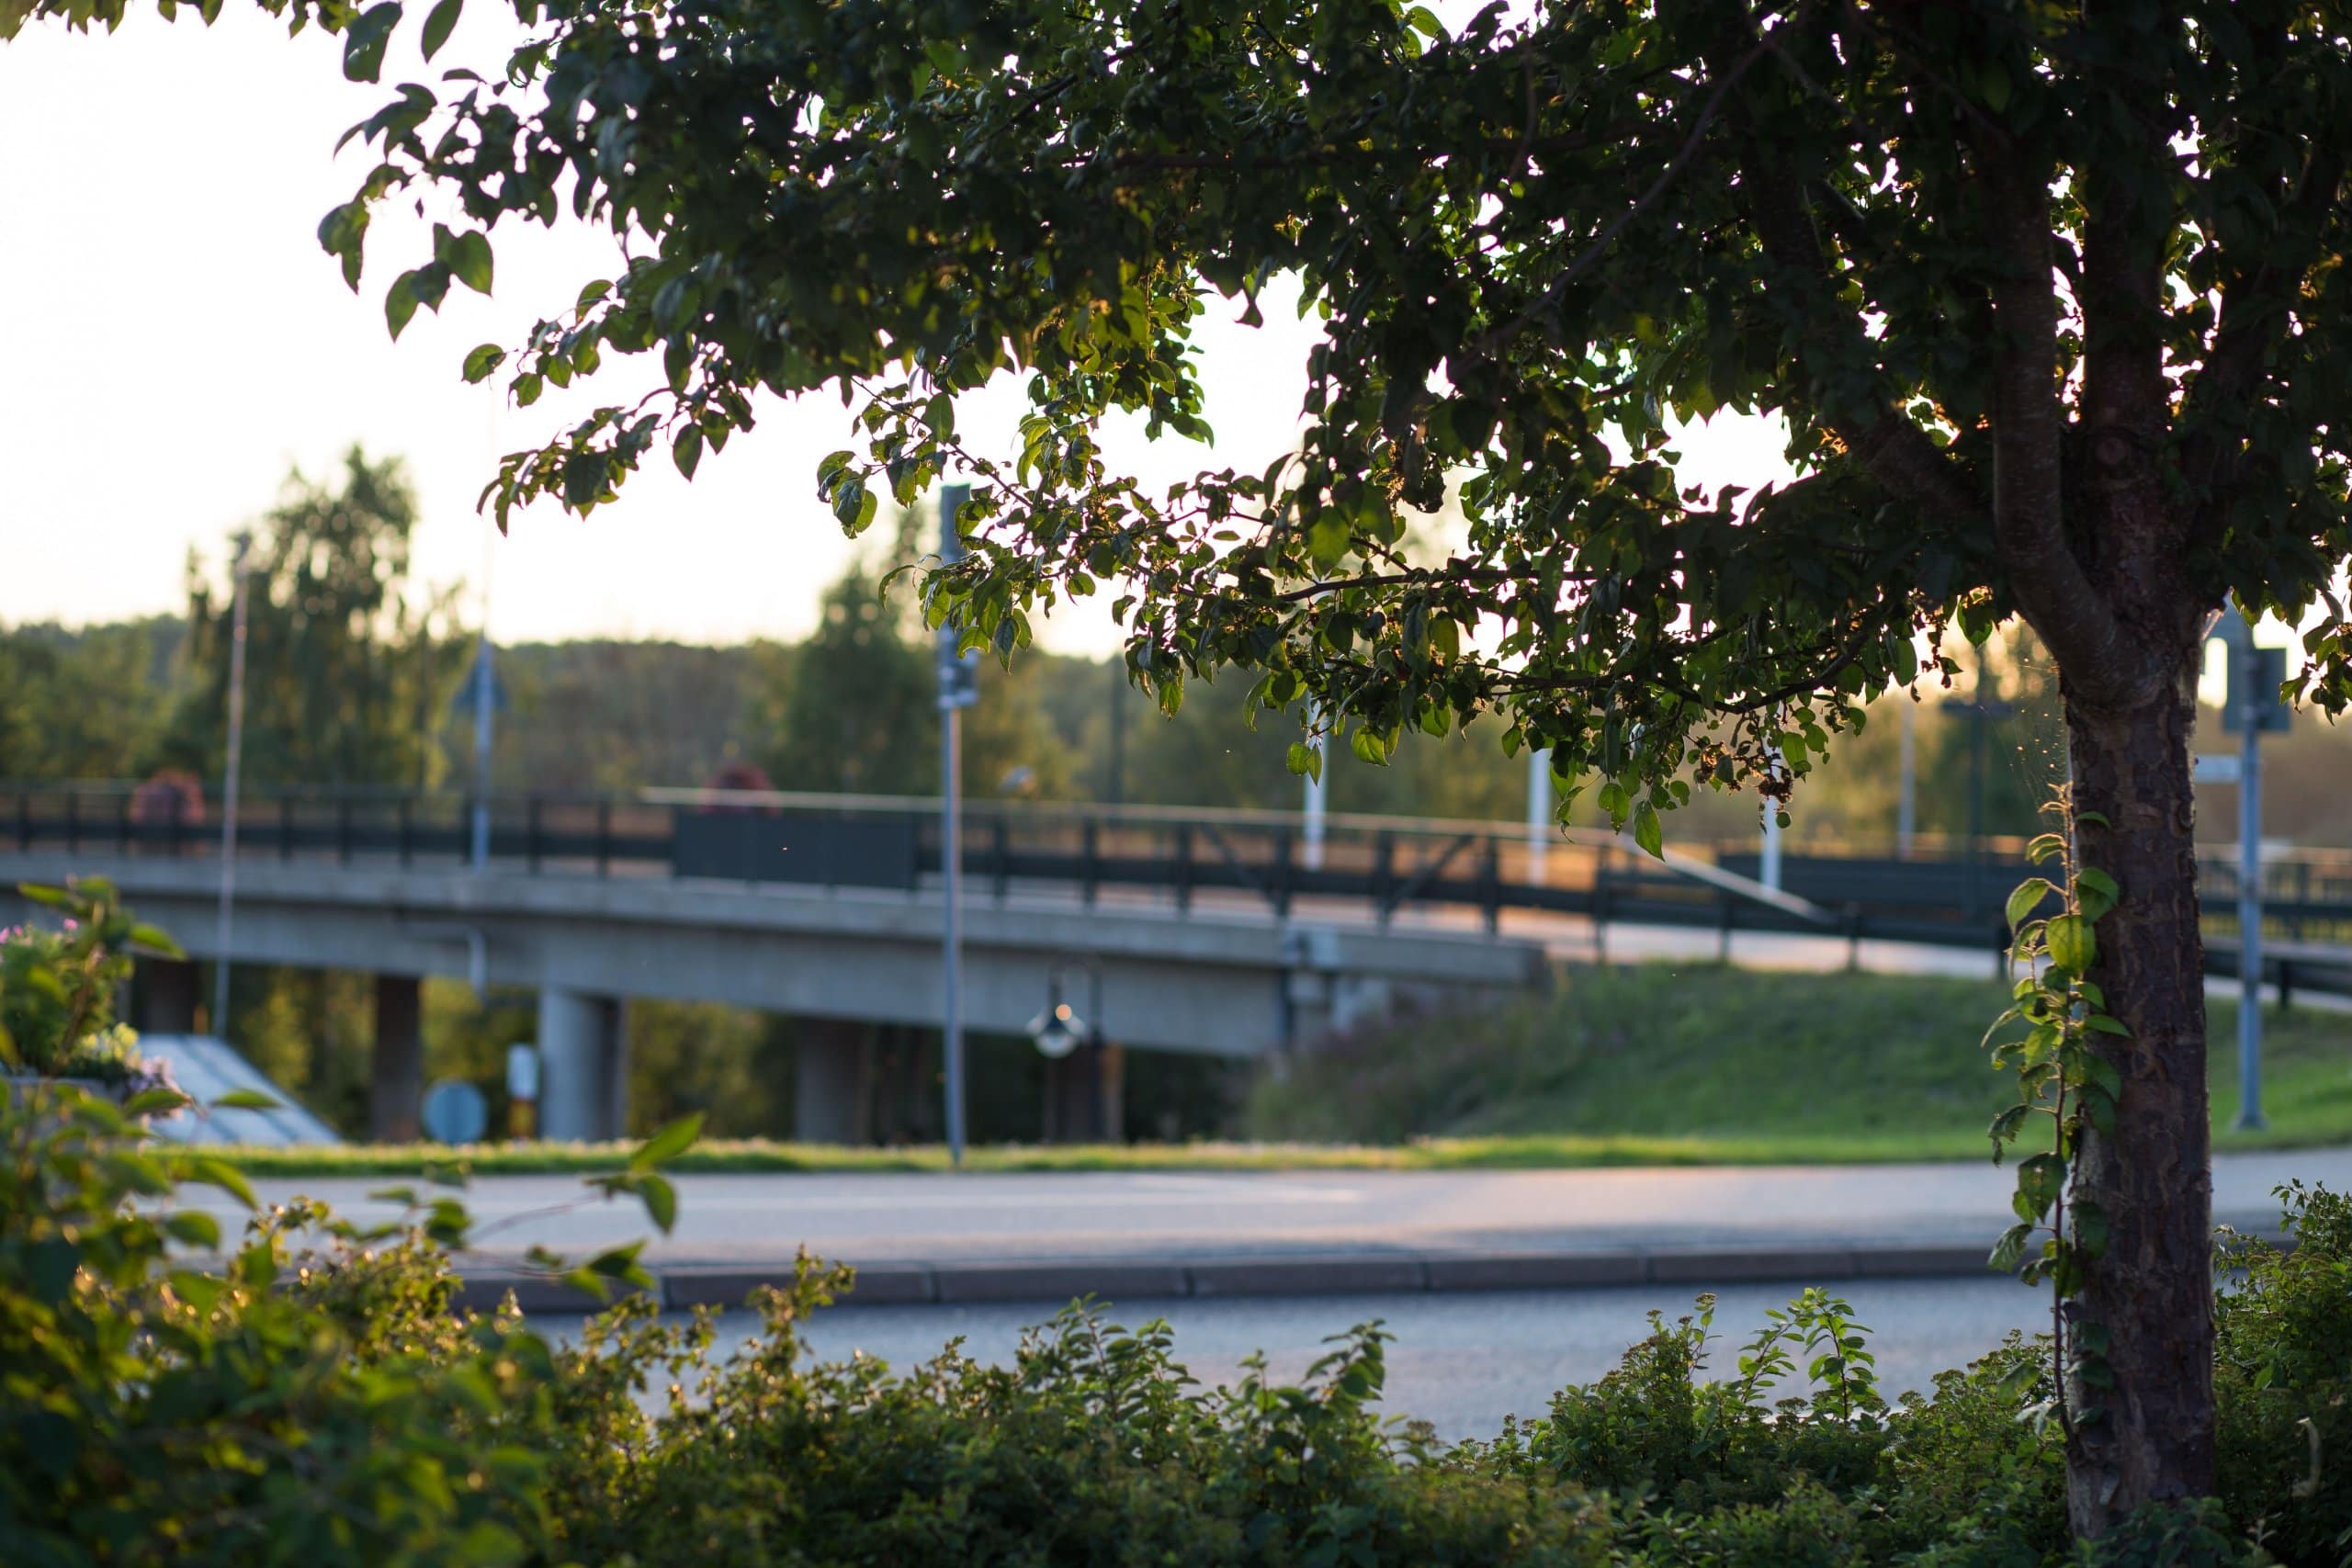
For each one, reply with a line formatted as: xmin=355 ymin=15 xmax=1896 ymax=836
xmin=936 ymin=484 xmax=978 ymax=1165
xmin=2215 ymin=605 xmax=2287 ymax=1130
xmin=1939 ymin=687 xmax=2016 ymax=919
xmin=1527 ymin=748 xmax=1553 ymax=883
xmin=211 ymin=532 xmax=254 ymax=1042
xmin=1302 ymin=715 xmax=1328 ymax=872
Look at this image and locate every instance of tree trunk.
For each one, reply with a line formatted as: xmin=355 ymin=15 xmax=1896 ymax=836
xmin=2062 ymin=669 xmax=2216 ymax=1534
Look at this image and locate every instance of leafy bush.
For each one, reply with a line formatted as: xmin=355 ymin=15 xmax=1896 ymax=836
xmin=6 ymin=1077 xmax=2351 ymax=1564
xmin=0 ymin=879 xmax=180 ymax=1089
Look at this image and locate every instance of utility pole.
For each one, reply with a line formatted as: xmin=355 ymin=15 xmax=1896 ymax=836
xmin=1302 ymin=716 xmax=1328 ymax=871
xmin=2236 ymin=634 xmax=2266 ymax=1131
xmin=1940 ymin=680 xmax=2016 ymax=919
xmin=467 ymin=513 xmax=498 ymax=868
xmin=459 ymin=636 xmax=500 ymax=869
xmin=1896 ymin=699 xmax=1917 ymax=858
xmin=211 ymin=531 xmax=254 ymax=1042
xmin=1104 ymin=654 xmax=1125 ymax=807
xmin=936 ymin=484 xmax=978 ymax=1165
xmin=2218 ymin=604 xmax=2286 ymax=1130
xmin=1526 ymin=749 xmax=1554 ymax=883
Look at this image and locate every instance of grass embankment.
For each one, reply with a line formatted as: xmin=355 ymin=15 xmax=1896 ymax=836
xmin=1241 ymin=964 xmax=2352 ymax=1160
xmin=220 ymin=965 xmax=2351 ymax=1178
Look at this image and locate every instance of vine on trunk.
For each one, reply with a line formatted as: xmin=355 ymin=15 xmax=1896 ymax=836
xmin=1985 ymin=794 xmax=2126 ymax=1438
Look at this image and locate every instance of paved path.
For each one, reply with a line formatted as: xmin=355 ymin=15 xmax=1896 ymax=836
xmin=197 ymin=1149 xmax=2352 ymax=1308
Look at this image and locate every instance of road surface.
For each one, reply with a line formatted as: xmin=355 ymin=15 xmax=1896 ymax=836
xmin=201 ymin=1148 xmax=2352 ymax=1269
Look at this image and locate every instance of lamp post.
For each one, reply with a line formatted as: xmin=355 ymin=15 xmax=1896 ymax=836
xmin=1027 ymin=959 xmax=1108 ymax=1142
xmin=2215 ymin=604 xmax=2287 ymax=1131
xmin=1939 ymin=687 xmax=2016 ymax=919
xmin=1896 ymin=699 xmax=1917 ymax=858
xmin=1527 ymin=748 xmax=1554 ymax=883
xmin=936 ymin=484 xmax=978 ymax=1165
xmin=1302 ymin=715 xmax=1328 ymax=872
xmin=211 ymin=531 xmax=254 ymax=1042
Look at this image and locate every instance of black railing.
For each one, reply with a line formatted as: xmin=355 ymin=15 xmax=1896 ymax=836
xmin=6 ymin=781 xmax=2351 ymax=995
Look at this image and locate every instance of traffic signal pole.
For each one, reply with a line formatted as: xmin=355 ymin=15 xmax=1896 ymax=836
xmin=2235 ymin=635 xmax=2267 ymax=1131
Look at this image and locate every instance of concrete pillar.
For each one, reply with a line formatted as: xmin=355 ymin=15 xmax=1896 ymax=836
xmin=1043 ymin=1043 xmax=1125 ymax=1144
xmin=133 ymin=957 xmax=200 ymax=1036
xmin=794 ymin=1018 xmax=872 ymax=1145
xmin=370 ymin=974 xmax=424 ymax=1143
xmin=537 ymin=987 xmax=627 ymax=1142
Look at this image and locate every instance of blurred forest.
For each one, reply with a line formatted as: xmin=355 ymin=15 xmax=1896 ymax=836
xmin=9 ymin=454 xmax=2347 ymax=1138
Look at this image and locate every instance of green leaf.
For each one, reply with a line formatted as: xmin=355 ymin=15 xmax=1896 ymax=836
xmin=583 ymin=1242 xmax=651 ymax=1290
xmin=631 ymin=1111 xmax=704 ymax=1170
xmin=2015 ymin=1152 xmax=2065 ymax=1216
xmin=163 ymin=1210 xmax=221 ymax=1249
xmin=2005 ymin=878 xmax=2056 ymax=929
xmin=2046 ymin=914 xmax=2096 ymax=974
xmin=463 ymin=342 xmax=506 ymax=383
xmin=1284 ymin=741 xmax=1321 ymax=780
xmin=1988 ymin=1222 xmax=2034 ymax=1273
xmin=444 ymin=229 xmax=493 ymax=294
xmin=2026 ymin=832 xmax=2067 ymax=865
xmin=122 ymin=1087 xmax=189 ymax=1118
xmin=419 ymin=0 xmax=461 ymax=61
xmin=1632 ymin=800 xmax=1663 ymax=858
xmin=672 ymin=422 xmax=704 ymax=479
xmin=210 ymin=1089 xmax=282 ymax=1111
xmin=126 ymin=922 xmax=185 ymax=958
xmin=385 ymin=272 xmax=420 ymax=340
xmin=341 ymin=1 xmax=401 ymax=84
xmin=189 ymin=1157 xmax=257 ymax=1212
xmin=636 ymin=1173 xmax=678 ymax=1235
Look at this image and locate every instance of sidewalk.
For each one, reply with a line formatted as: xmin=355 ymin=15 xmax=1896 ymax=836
xmin=186 ymin=1147 xmax=2352 ymax=1313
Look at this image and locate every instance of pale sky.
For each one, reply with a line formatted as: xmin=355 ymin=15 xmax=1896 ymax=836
xmin=0 ymin=6 xmax=1788 ymax=651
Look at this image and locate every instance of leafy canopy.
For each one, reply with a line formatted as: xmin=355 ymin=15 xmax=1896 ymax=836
xmin=13 ymin=0 xmax=2351 ymax=832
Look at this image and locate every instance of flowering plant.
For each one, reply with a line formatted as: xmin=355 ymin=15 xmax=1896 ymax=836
xmin=0 ymin=880 xmax=184 ymax=1090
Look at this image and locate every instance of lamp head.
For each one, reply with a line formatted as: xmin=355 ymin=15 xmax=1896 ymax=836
xmin=1028 ymin=999 xmax=1084 ymax=1059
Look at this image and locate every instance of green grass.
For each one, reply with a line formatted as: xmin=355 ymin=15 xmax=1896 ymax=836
xmin=215 ymin=964 xmax=2352 ymax=1179
xmin=1242 ymin=963 xmax=2352 ymax=1160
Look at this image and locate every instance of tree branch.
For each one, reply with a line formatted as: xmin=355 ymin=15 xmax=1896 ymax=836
xmin=1969 ymin=141 xmax=2143 ymax=705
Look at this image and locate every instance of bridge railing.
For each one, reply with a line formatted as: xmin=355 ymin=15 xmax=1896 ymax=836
xmin=7 ymin=782 xmax=2352 ymax=988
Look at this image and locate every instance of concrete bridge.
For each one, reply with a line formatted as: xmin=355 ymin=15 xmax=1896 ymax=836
xmin=0 ymin=845 xmax=1547 ymax=1145
xmin=8 ymin=781 xmax=2346 ymax=1144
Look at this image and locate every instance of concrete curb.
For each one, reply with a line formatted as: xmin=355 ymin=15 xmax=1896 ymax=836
xmin=454 ymin=1239 xmax=2014 ymax=1315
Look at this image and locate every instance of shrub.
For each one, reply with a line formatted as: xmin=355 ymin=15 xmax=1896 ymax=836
xmin=7 ymin=1069 xmax=2352 ymax=1563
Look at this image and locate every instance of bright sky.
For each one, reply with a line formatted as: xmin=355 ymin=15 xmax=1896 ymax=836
xmin=0 ymin=6 xmax=1790 ymax=651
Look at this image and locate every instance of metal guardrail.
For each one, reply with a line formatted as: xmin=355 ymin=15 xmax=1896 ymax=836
xmin=6 ymin=781 xmax=2350 ymax=994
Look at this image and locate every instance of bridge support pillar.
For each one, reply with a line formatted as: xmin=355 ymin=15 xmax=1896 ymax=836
xmin=132 ymin=957 xmax=200 ymax=1036
xmin=1043 ymin=1043 xmax=1123 ymax=1144
xmin=538 ymin=987 xmax=628 ymax=1142
xmin=794 ymin=1019 xmax=871 ymax=1145
xmin=370 ymin=975 xmax=424 ymax=1144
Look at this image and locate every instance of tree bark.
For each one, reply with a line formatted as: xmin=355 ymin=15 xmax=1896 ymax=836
xmin=2062 ymin=660 xmax=2216 ymax=1535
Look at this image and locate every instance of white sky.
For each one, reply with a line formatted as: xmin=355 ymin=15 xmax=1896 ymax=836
xmin=0 ymin=7 xmax=1792 ymax=651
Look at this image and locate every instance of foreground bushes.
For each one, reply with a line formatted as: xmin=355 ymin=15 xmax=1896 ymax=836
xmin=4 ymin=1089 xmax=2349 ymax=1566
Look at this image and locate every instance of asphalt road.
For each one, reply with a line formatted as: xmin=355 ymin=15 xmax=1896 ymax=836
xmin=211 ymin=1149 xmax=2352 ymax=1269
xmin=638 ymin=1274 xmax=2051 ymax=1441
